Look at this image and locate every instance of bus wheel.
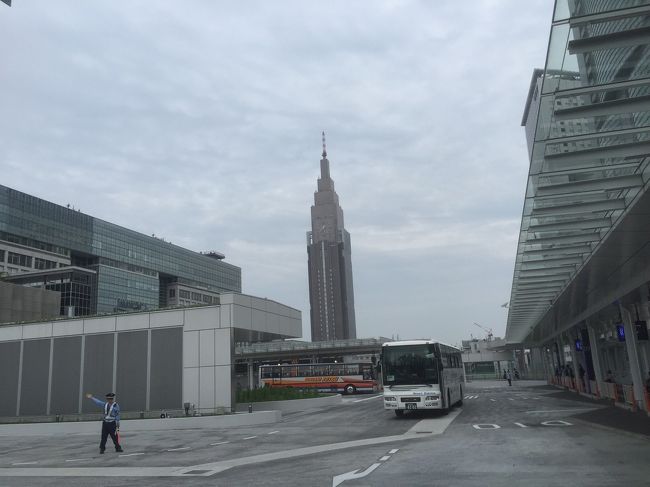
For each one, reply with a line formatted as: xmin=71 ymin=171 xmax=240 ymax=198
xmin=394 ymin=410 xmax=404 ymax=417
xmin=344 ymin=384 xmax=356 ymax=395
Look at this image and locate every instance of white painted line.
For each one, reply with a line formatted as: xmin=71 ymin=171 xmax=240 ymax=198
xmin=490 ymin=399 xmax=496 ymax=402
xmin=119 ymin=453 xmax=144 ymax=457
xmin=12 ymin=462 xmax=38 ymax=465
xmin=472 ymin=424 xmax=501 ymax=430
xmin=65 ymin=458 xmax=92 ymax=463
xmin=243 ymin=436 xmax=257 ymax=440
xmin=267 ymin=431 xmax=279 ymax=435
xmin=332 ymin=463 xmax=381 ymax=487
xmin=541 ymin=420 xmax=573 ymax=427
xmin=514 ymin=423 xmax=528 ymax=428
xmin=167 ymin=447 xmax=190 ymax=452
xmin=522 ymin=397 xmax=528 ymax=399
xmin=353 ymin=395 xmax=383 ymax=403
xmin=388 ymin=449 xmax=399 ymax=454
xmin=532 ymin=397 xmax=541 ymax=399
xmin=464 ymin=395 xmax=470 ymax=399
xmin=379 ymin=455 xmax=390 ymax=461
xmin=210 ymin=441 xmax=230 ymax=446
xmin=508 ymin=398 xmax=515 ymax=401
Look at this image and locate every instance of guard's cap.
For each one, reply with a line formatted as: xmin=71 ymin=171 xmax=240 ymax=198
xmin=105 ymin=392 xmax=116 ymax=399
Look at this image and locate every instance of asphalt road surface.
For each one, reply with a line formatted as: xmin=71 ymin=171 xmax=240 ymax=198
xmin=1 ymin=380 xmax=649 ymax=486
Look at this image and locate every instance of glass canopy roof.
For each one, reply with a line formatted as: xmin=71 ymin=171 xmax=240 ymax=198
xmin=506 ymin=0 xmax=650 ymax=344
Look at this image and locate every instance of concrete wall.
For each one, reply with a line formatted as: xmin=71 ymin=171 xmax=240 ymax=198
xmin=0 ymin=281 xmax=60 ymax=324
xmin=0 ymin=294 xmax=302 ymax=420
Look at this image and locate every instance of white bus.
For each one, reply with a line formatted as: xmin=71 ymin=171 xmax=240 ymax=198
xmin=382 ymin=340 xmax=464 ymax=417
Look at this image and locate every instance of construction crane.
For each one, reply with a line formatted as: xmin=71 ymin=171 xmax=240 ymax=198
xmin=473 ymin=322 xmax=493 ymax=341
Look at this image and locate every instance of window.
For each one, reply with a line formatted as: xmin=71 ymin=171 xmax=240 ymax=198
xmin=179 ymin=290 xmax=190 ymax=299
xmin=35 ymin=258 xmax=57 ymax=270
xmin=191 ymin=292 xmax=201 ymax=301
xmin=169 ymin=288 xmax=176 ymax=298
xmin=8 ymin=252 xmax=32 ymax=267
xmin=0 ymin=250 xmax=4 ymax=262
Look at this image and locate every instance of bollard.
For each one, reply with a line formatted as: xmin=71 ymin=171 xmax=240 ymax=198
xmin=139 ymin=410 xmax=144 ymax=419
xmin=248 ymin=403 xmax=253 ymax=413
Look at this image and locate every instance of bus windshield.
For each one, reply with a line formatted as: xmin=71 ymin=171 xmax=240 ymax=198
xmin=382 ymin=345 xmax=438 ymax=386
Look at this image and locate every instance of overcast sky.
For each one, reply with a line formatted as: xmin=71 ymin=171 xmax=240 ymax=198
xmin=1 ymin=1 xmax=553 ymax=346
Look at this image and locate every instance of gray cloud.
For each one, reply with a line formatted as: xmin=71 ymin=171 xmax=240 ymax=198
xmin=1 ymin=0 xmax=552 ymax=345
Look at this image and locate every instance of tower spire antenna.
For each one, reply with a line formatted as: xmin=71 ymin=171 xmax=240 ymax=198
xmin=322 ymin=131 xmax=327 ymax=158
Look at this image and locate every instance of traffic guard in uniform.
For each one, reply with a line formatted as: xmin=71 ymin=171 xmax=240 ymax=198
xmin=86 ymin=392 xmax=124 ymax=454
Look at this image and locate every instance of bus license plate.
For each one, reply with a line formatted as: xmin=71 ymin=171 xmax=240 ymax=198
xmin=405 ymin=403 xmax=417 ymax=410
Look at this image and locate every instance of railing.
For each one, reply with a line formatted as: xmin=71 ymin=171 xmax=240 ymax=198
xmin=589 ymin=380 xmax=599 ymax=398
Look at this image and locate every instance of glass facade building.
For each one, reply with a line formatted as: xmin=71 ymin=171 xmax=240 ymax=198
xmin=508 ymin=0 xmax=650 ymax=344
xmin=0 ymin=185 xmax=241 ymax=315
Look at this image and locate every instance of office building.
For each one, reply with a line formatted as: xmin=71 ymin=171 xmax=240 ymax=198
xmin=307 ymin=134 xmax=356 ymax=341
xmin=0 ymin=184 xmax=241 ymax=319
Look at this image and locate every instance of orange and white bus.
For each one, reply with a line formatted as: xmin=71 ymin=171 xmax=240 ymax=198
xmin=259 ymin=363 xmax=377 ymax=394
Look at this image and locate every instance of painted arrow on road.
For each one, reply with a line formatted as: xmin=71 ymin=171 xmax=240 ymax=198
xmin=332 ymin=463 xmax=381 ymax=487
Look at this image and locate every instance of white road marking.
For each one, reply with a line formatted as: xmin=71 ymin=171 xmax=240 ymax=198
xmin=353 ymin=395 xmax=383 ymax=403
xmin=464 ymin=395 xmax=470 ymax=399
xmin=514 ymin=423 xmax=528 ymax=428
xmin=541 ymin=420 xmax=573 ymax=426
xmin=379 ymin=455 xmax=390 ymax=461
xmin=490 ymin=399 xmax=496 ymax=402
xmin=388 ymin=449 xmax=399 ymax=454
xmin=167 ymin=447 xmax=190 ymax=452
xmin=12 ymin=462 xmax=37 ymax=465
xmin=332 ymin=463 xmax=381 ymax=487
xmin=522 ymin=397 xmax=529 ymax=399
xmin=508 ymin=398 xmax=515 ymax=401
xmin=243 ymin=436 xmax=257 ymax=440
xmin=267 ymin=431 xmax=279 ymax=435
xmin=65 ymin=458 xmax=91 ymax=463
xmin=119 ymin=453 xmax=144 ymax=457
xmin=472 ymin=424 xmax=501 ymax=430
xmin=210 ymin=441 xmax=229 ymax=446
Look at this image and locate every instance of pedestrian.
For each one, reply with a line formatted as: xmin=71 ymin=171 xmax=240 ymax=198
xmin=605 ymin=370 xmax=614 ymax=383
xmin=86 ymin=392 xmax=124 ymax=454
xmin=503 ymin=370 xmax=507 ymax=380
xmin=506 ymin=370 xmax=512 ymax=387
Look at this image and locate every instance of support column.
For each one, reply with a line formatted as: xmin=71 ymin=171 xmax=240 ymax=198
xmin=568 ymin=331 xmax=583 ymax=392
xmin=620 ymin=304 xmax=644 ymax=409
xmin=247 ymin=359 xmax=255 ymax=390
xmin=587 ymin=321 xmax=604 ymax=396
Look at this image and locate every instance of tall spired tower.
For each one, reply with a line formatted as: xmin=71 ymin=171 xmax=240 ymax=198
xmin=307 ymin=133 xmax=357 ymax=341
